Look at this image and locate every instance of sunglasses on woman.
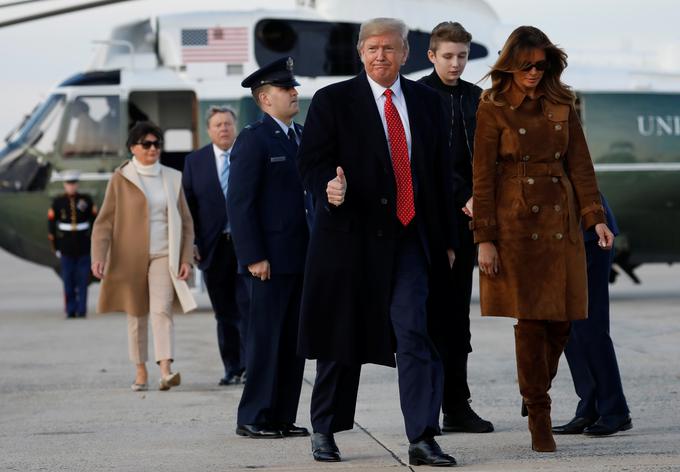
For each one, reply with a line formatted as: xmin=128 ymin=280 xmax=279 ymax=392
xmin=520 ymin=60 xmax=549 ymax=72
xmin=137 ymin=140 xmax=163 ymax=149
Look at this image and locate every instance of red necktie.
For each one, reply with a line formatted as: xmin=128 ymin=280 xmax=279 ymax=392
xmin=384 ymin=89 xmax=415 ymax=226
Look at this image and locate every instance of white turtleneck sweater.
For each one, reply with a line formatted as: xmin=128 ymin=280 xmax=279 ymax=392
xmin=131 ymin=157 xmax=168 ymax=256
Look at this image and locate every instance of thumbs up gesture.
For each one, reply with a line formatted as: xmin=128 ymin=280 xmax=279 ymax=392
xmin=326 ymin=166 xmax=347 ymax=207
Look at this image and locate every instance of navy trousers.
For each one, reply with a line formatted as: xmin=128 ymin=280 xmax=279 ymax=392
xmin=432 ymin=235 xmax=475 ymax=412
xmin=310 ymin=226 xmax=443 ymax=442
xmin=237 ymin=274 xmax=305 ymax=426
xmin=203 ymin=234 xmax=248 ymax=377
xmin=60 ymin=254 xmax=90 ymax=316
xmin=564 ymin=241 xmax=629 ymax=420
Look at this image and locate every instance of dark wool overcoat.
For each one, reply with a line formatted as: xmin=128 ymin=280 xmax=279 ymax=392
xmin=296 ymin=72 xmax=456 ymax=367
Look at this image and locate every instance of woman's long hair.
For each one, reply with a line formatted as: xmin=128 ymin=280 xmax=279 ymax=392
xmin=481 ymin=26 xmax=575 ymax=106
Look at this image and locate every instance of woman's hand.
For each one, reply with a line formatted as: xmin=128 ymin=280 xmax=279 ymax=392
xmin=594 ymin=223 xmax=615 ymax=250
xmin=178 ymin=263 xmax=192 ymax=281
xmin=91 ymin=261 xmax=105 ymax=279
xmin=478 ymin=242 xmax=500 ymax=277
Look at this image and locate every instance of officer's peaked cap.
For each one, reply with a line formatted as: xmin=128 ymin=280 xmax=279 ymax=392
xmin=241 ymin=56 xmax=300 ymax=90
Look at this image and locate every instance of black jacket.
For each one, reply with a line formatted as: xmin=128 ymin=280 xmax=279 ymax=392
xmin=418 ymin=72 xmax=482 ymax=208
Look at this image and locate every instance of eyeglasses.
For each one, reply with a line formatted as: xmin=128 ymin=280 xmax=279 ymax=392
xmin=137 ymin=140 xmax=163 ymax=149
xmin=520 ymin=60 xmax=549 ymax=72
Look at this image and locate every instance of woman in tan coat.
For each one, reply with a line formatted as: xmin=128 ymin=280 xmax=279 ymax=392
xmin=471 ymin=26 xmax=614 ymax=452
xmin=91 ymin=121 xmax=196 ymax=392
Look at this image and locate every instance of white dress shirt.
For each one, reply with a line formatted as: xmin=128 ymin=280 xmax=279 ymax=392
xmin=365 ymin=74 xmax=412 ymax=160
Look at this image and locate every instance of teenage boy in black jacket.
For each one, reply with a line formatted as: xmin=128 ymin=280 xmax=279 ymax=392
xmin=419 ymin=21 xmax=493 ymax=434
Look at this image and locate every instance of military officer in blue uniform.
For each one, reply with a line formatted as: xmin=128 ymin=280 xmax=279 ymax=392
xmin=227 ymin=57 xmax=310 ymax=439
xmin=553 ymin=193 xmax=632 ymax=436
xmin=48 ymin=170 xmax=97 ymax=318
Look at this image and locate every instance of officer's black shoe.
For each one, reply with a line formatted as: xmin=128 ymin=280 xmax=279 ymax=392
xmin=279 ymin=423 xmax=310 ymax=437
xmin=442 ymin=403 xmax=494 ymax=433
xmin=235 ymin=424 xmax=282 ymax=439
xmin=311 ymin=432 xmax=341 ymax=462
xmin=408 ymin=437 xmax=456 ymax=467
xmin=76 ymin=313 xmax=87 ymax=318
xmin=583 ymin=415 xmax=633 ymax=436
xmin=219 ymin=372 xmax=241 ymax=386
xmin=66 ymin=313 xmax=76 ymax=319
xmin=552 ymin=416 xmax=596 ymax=434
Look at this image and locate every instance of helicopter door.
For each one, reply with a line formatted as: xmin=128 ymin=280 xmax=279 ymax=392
xmin=127 ymin=90 xmax=198 ymax=171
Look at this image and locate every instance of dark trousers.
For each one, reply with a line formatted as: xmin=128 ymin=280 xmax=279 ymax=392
xmin=564 ymin=241 xmax=629 ymax=419
xmin=203 ymin=234 xmax=248 ymax=376
xmin=430 ymin=236 xmax=475 ymax=413
xmin=311 ymin=226 xmax=443 ymax=442
xmin=237 ymin=274 xmax=305 ymax=426
xmin=60 ymin=254 xmax=90 ymax=316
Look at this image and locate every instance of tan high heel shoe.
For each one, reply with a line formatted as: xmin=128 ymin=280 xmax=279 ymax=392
xmin=159 ymin=372 xmax=181 ymax=391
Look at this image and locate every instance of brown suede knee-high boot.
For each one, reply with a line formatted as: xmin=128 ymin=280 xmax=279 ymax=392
xmin=515 ymin=321 xmax=556 ymax=452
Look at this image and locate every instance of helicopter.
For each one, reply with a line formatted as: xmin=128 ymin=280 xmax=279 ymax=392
xmin=0 ymin=0 xmax=678 ymax=283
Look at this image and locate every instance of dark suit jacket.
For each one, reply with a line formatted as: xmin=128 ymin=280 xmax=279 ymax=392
xmin=226 ymin=113 xmax=308 ymax=275
xmin=297 ymin=71 xmax=457 ymax=367
xmin=182 ymin=144 xmax=227 ymax=271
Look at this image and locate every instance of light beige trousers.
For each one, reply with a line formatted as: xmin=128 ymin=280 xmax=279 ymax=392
xmin=127 ymin=255 xmax=175 ymax=364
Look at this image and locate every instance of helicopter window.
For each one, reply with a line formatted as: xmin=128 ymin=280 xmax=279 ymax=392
xmin=254 ymin=19 xmax=489 ymax=77
xmin=62 ymin=96 xmax=120 ymax=158
xmin=5 ymin=94 xmax=65 ymax=151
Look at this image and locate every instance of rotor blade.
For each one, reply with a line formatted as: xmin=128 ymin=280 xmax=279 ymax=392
xmin=0 ymin=0 xmax=137 ymax=28
xmin=0 ymin=0 xmax=57 ymax=8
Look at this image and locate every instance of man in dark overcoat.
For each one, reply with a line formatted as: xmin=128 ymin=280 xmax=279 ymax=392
xmin=297 ymin=17 xmax=459 ymax=467
xmin=227 ymin=57 xmax=310 ymax=440
xmin=183 ymin=106 xmax=248 ymax=386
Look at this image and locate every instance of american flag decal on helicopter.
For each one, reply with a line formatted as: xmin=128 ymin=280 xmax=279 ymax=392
xmin=181 ymin=27 xmax=249 ymax=63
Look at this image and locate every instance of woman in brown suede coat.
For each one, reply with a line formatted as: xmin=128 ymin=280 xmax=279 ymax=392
xmin=470 ymin=26 xmax=615 ymax=452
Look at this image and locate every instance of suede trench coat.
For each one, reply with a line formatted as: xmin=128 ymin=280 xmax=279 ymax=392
xmin=471 ymin=85 xmax=605 ymax=321
xmin=91 ymin=160 xmax=196 ymax=317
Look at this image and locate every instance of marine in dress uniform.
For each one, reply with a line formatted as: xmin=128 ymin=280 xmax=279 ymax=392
xmin=48 ymin=170 xmax=97 ymax=318
xmin=226 ymin=57 xmax=310 ymax=439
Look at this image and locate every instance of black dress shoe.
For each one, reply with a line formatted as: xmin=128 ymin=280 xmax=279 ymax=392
xmin=235 ymin=424 xmax=282 ymax=438
xmin=521 ymin=399 xmax=528 ymax=417
xmin=552 ymin=416 xmax=596 ymax=434
xmin=279 ymin=423 xmax=310 ymax=437
xmin=443 ymin=403 xmax=494 ymax=433
xmin=219 ymin=372 xmax=241 ymax=386
xmin=311 ymin=432 xmax=341 ymax=462
xmin=408 ymin=437 xmax=456 ymax=467
xmin=583 ymin=415 xmax=633 ymax=436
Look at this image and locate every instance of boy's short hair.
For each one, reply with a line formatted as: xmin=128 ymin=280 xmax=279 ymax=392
xmin=429 ymin=21 xmax=472 ymax=52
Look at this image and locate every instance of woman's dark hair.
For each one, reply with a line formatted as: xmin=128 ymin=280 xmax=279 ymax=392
xmin=126 ymin=121 xmax=163 ymax=149
xmin=481 ymin=26 xmax=575 ymax=106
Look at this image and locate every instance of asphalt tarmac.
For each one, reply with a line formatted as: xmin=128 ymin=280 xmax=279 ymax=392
xmin=1 ymin=248 xmax=679 ymax=471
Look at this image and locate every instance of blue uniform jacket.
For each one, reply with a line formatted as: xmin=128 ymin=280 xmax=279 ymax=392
xmin=227 ymin=113 xmax=309 ymax=275
xmin=182 ymin=144 xmax=228 ymax=271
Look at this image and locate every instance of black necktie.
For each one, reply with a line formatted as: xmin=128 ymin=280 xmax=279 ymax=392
xmin=287 ymin=127 xmax=298 ymax=152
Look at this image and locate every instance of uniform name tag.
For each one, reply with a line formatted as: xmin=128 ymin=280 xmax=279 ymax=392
xmin=270 ymin=156 xmax=287 ymax=163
